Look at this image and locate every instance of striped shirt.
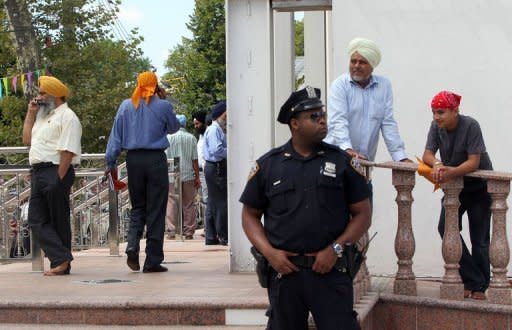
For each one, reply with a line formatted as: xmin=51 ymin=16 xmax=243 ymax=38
xmin=166 ymin=128 xmax=198 ymax=182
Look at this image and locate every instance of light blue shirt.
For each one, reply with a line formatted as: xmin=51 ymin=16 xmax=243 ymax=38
xmin=203 ymin=121 xmax=227 ymax=162
xmin=105 ymin=95 xmax=180 ymax=167
xmin=324 ymin=74 xmax=407 ymax=161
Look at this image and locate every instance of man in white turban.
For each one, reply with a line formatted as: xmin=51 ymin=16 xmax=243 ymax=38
xmin=325 ymin=37 xmax=410 ymax=197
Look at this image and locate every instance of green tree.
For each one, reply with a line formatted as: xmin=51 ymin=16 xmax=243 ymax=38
xmin=0 ymin=0 xmax=17 ymax=76
xmin=1 ymin=0 xmax=150 ymax=152
xmin=295 ymin=18 xmax=304 ymax=56
xmin=163 ymin=0 xmax=225 ymax=117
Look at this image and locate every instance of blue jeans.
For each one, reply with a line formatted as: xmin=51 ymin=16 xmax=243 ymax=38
xmin=437 ymin=187 xmax=491 ymax=292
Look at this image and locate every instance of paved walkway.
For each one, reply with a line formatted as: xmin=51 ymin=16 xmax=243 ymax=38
xmin=0 ymin=237 xmax=268 ymax=328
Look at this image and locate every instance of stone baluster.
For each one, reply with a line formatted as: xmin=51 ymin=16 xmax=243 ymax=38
xmin=392 ymin=168 xmax=417 ymax=295
xmin=440 ymin=177 xmax=464 ymax=300
xmin=487 ymin=179 xmax=511 ymax=304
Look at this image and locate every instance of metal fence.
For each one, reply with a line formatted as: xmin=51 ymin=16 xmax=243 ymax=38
xmin=0 ymin=147 xmax=182 ymax=271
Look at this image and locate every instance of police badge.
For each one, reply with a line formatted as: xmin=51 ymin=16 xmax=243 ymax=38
xmin=247 ymin=161 xmax=260 ymax=181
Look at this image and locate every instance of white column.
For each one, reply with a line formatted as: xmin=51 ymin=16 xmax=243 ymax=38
xmin=226 ymin=0 xmax=274 ymax=272
xmin=304 ymin=11 xmax=327 ymax=103
xmin=273 ymin=11 xmax=294 ymax=146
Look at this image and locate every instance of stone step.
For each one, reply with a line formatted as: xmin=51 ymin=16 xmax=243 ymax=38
xmin=0 ymin=326 xmax=264 ymax=330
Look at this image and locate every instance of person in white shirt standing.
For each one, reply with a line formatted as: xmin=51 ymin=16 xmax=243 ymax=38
xmin=165 ymin=114 xmax=200 ymax=239
xmin=22 ymin=76 xmax=82 ymax=276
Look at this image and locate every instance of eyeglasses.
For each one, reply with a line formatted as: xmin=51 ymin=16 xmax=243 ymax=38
xmin=307 ymin=110 xmax=326 ymax=122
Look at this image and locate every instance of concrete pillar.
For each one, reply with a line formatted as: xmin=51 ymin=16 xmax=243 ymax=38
xmin=304 ymin=11 xmax=327 ymax=103
xmin=227 ymin=0 xmax=274 ymax=272
xmin=273 ymin=11 xmax=294 ymax=146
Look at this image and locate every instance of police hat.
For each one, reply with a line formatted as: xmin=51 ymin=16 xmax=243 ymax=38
xmin=277 ymin=86 xmax=323 ymax=124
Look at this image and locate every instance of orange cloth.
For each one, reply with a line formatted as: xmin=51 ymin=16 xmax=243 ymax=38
xmin=38 ymin=76 xmax=70 ymax=98
xmin=415 ymin=156 xmax=440 ymax=191
xmin=131 ymin=71 xmax=158 ymax=108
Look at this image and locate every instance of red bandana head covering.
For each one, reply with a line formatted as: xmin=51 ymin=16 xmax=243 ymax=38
xmin=431 ymin=91 xmax=461 ymax=110
xmin=131 ymin=71 xmax=158 ymax=108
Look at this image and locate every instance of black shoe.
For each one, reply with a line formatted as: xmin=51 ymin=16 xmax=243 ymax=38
xmin=126 ymin=249 xmax=140 ymax=271
xmin=205 ymin=239 xmax=220 ymax=245
xmin=219 ymin=238 xmax=228 ymax=246
xmin=143 ymin=265 xmax=168 ymax=273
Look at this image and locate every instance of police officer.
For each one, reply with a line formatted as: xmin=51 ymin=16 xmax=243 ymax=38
xmin=240 ymin=86 xmax=371 ymax=330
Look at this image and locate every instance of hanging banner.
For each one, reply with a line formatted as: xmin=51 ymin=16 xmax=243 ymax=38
xmin=0 ymin=67 xmax=49 ymax=97
xmin=12 ymin=76 xmax=17 ymax=94
xmin=26 ymin=72 xmax=32 ymax=89
xmin=21 ymin=74 xmax=26 ymax=94
xmin=2 ymin=77 xmax=9 ymax=96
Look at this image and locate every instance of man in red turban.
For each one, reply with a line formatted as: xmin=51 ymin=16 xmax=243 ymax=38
xmin=422 ymin=90 xmax=493 ymax=300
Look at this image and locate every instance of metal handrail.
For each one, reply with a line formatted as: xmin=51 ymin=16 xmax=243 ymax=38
xmin=0 ymin=154 xmax=181 ymax=272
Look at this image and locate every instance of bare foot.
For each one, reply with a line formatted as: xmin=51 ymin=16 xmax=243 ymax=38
xmin=44 ymin=260 xmax=70 ymax=276
xmin=464 ymin=289 xmax=472 ymax=298
xmin=471 ymin=291 xmax=486 ymax=300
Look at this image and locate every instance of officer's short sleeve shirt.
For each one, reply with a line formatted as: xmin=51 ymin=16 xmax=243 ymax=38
xmin=239 ymin=140 xmax=369 ymax=253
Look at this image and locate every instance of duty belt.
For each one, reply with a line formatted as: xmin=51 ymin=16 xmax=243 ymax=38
xmin=288 ymin=255 xmax=348 ymax=272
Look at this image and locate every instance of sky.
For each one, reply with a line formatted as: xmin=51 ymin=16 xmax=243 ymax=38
xmin=117 ymin=1 xmax=195 ymax=75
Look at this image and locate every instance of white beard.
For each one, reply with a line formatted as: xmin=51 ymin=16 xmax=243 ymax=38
xmin=38 ymin=98 xmax=57 ymax=117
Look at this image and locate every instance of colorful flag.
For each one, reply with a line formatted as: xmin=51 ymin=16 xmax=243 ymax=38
xmin=12 ymin=76 xmax=17 ymax=94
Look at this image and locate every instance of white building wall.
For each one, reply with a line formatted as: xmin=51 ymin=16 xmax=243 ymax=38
xmin=226 ymin=0 xmax=274 ymax=272
xmin=304 ymin=11 xmax=327 ymax=102
xmin=330 ymin=0 xmax=512 ymax=277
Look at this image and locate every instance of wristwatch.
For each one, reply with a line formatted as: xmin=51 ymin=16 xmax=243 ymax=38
xmin=332 ymin=242 xmax=343 ymax=258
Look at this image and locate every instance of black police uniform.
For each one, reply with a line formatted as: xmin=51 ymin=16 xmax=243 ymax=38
xmin=240 ymin=139 xmax=369 ymax=330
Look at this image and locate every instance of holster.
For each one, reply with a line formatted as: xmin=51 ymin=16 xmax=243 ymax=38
xmin=344 ymin=244 xmax=365 ymax=280
xmin=250 ymin=246 xmax=270 ymax=288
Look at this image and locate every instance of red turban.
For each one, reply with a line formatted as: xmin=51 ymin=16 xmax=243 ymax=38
xmin=431 ymin=91 xmax=461 ymax=110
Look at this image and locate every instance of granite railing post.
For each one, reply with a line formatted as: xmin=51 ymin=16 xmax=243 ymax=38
xmin=392 ymin=167 xmax=417 ymax=296
xmin=440 ymin=177 xmax=464 ymax=300
xmin=487 ymin=179 xmax=511 ymax=304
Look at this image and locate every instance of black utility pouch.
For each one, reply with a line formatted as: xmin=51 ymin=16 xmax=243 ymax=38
xmin=250 ymin=246 xmax=270 ymax=288
xmin=344 ymin=244 xmax=365 ymax=280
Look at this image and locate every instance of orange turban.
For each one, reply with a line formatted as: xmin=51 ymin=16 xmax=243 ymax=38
xmin=415 ymin=157 xmax=440 ymax=191
xmin=131 ymin=71 xmax=158 ymax=108
xmin=38 ymin=76 xmax=70 ymax=98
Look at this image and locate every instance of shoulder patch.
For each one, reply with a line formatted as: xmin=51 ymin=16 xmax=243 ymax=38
xmin=247 ymin=161 xmax=260 ymax=181
xmin=350 ymin=157 xmax=366 ymax=177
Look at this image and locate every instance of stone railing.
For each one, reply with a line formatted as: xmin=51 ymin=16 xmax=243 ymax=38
xmin=365 ymin=160 xmax=511 ymax=305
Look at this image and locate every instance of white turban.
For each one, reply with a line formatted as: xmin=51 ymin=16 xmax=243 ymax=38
xmin=347 ymin=38 xmax=382 ymax=69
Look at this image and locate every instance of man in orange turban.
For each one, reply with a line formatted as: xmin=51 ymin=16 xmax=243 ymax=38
xmin=131 ymin=71 xmax=158 ymax=108
xmin=422 ymin=90 xmax=493 ymax=300
xmin=105 ymin=71 xmax=180 ymax=273
xmin=22 ymin=75 xmax=81 ymax=276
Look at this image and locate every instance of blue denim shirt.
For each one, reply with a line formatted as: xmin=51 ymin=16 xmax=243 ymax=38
xmin=105 ymin=95 xmax=180 ymax=167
